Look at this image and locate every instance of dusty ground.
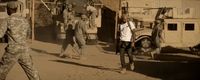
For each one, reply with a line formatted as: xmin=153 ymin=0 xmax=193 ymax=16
xmin=1 ymin=40 xmax=200 ymax=80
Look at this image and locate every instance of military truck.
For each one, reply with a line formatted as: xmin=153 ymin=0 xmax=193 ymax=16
xmin=119 ymin=0 xmax=200 ymax=56
xmin=133 ymin=18 xmax=200 ymax=53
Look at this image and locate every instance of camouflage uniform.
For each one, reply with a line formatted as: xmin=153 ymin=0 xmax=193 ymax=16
xmin=0 ymin=2 xmax=40 ymax=79
xmin=74 ymin=15 xmax=88 ymax=56
xmin=151 ymin=20 xmax=163 ymax=54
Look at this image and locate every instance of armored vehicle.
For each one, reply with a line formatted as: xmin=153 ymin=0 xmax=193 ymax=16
xmin=119 ymin=0 xmax=200 ymax=56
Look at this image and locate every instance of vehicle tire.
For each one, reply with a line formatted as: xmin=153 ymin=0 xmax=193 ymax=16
xmin=189 ymin=47 xmax=200 ymax=56
xmin=141 ymin=38 xmax=151 ymax=48
xmin=140 ymin=38 xmax=152 ymax=54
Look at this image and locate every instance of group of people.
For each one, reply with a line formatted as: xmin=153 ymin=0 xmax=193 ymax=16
xmin=0 ymin=0 xmax=164 ymax=80
xmin=57 ymin=1 xmax=98 ymax=60
xmin=0 ymin=1 xmax=98 ymax=79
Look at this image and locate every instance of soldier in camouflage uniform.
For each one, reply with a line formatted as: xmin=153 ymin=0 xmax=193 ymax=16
xmin=74 ymin=14 xmax=88 ymax=60
xmin=0 ymin=1 xmax=40 ymax=80
xmin=151 ymin=19 xmax=164 ymax=59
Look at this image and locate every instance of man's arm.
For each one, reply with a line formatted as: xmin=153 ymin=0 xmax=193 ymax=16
xmin=82 ymin=22 xmax=88 ymax=36
xmin=128 ymin=21 xmax=136 ymax=47
xmin=25 ymin=20 xmax=31 ymax=39
xmin=159 ymin=24 xmax=165 ymax=43
xmin=63 ymin=9 xmax=68 ymax=23
xmin=0 ymin=20 xmax=7 ymax=38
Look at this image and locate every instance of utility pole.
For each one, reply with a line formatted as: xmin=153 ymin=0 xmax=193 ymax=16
xmin=115 ymin=0 xmax=121 ymax=40
xmin=31 ymin=0 xmax=35 ymax=41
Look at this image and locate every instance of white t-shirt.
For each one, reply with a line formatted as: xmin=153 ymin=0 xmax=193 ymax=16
xmin=120 ymin=21 xmax=136 ymax=42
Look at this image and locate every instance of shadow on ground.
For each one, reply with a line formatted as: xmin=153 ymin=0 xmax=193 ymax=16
xmin=161 ymin=46 xmax=191 ymax=54
xmin=154 ymin=54 xmax=200 ymax=62
xmin=97 ymin=42 xmax=116 ymax=54
xmin=134 ymin=50 xmax=200 ymax=80
xmin=134 ymin=60 xmax=200 ymax=80
xmin=98 ymin=44 xmax=194 ymax=55
xmin=31 ymin=48 xmax=59 ymax=57
xmin=50 ymin=60 xmax=119 ymax=72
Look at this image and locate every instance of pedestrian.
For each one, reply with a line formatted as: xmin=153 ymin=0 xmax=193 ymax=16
xmin=59 ymin=3 xmax=76 ymax=58
xmin=52 ymin=0 xmax=65 ymax=30
xmin=151 ymin=19 xmax=164 ymax=59
xmin=74 ymin=14 xmax=88 ymax=60
xmin=63 ymin=3 xmax=75 ymax=27
xmin=119 ymin=14 xmax=135 ymax=74
xmin=0 ymin=1 xmax=40 ymax=80
xmin=85 ymin=3 xmax=97 ymax=29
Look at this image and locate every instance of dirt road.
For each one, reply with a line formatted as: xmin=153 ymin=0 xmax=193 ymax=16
xmin=0 ymin=41 xmax=200 ymax=80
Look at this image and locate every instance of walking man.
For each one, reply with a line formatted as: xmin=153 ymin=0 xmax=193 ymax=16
xmin=0 ymin=1 xmax=40 ymax=80
xmin=119 ymin=14 xmax=135 ymax=74
xmin=151 ymin=19 xmax=164 ymax=59
xmin=74 ymin=14 xmax=88 ymax=60
xmin=59 ymin=3 xmax=76 ymax=58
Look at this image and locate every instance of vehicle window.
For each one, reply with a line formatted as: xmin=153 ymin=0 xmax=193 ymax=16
xmin=185 ymin=23 xmax=195 ymax=31
xmin=168 ymin=23 xmax=177 ymax=31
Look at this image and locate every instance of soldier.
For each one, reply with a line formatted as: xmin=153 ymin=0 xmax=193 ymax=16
xmin=119 ymin=14 xmax=135 ymax=74
xmin=0 ymin=1 xmax=40 ymax=80
xmin=74 ymin=14 xmax=88 ymax=60
xmin=85 ymin=3 xmax=97 ymax=29
xmin=59 ymin=3 xmax=76 ymax=58
xmin=151 ymin=19 xmax=164 ymax=59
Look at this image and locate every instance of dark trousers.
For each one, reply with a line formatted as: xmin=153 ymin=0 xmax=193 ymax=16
xmin=119 ymin=41 xmax=134 ymax=68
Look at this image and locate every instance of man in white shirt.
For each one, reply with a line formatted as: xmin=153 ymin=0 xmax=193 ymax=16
xmin=119 ymin=14 xmax=135 ymax=74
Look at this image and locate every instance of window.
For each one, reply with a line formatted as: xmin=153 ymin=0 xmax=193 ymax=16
xmin=185 ymin=23 xmax=195 ymax=31
xmin=168 ymin=23 xmax=177 ymax=31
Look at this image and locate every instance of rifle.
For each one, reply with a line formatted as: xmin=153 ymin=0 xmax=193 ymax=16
xmin=127 ymin=21 xmax=136 ymax=48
